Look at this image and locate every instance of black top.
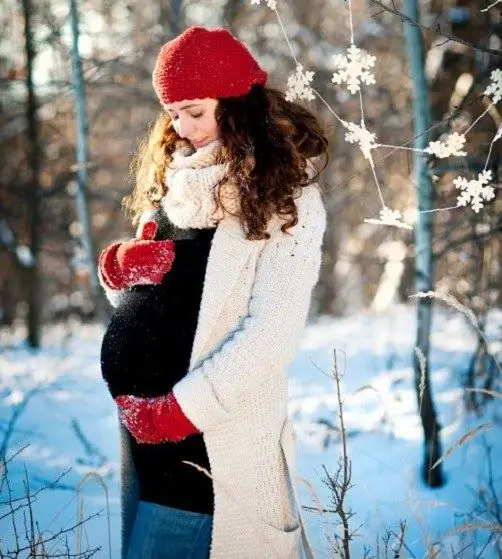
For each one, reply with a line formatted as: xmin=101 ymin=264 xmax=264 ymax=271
xmin=100 ymin=210 xmax=215 ymax=515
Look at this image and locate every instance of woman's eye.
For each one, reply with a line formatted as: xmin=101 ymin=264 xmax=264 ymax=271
xmin=169 ymin=112 xmax=202 ymax=120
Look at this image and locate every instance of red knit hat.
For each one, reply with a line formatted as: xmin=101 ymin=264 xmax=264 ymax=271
xmin=152 ymin=26 xmax=268 ymax=105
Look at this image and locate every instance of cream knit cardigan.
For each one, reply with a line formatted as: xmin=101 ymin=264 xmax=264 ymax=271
xmin=100 ymin=168 xmax=326 ymax=558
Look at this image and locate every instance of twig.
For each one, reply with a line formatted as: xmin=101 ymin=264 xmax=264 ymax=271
xmin=13 ymin=510 xmax=103 ymax=554
xmin=368 ymin=0 xmax=502 ymax=57
xmin=390 ymin=522 xmax=416 ymax=558
xmin=433 ymin=219 xmax=502 ymax=259
xmin=321 ymin=349 xmax=355 ymax=558
xmin=0 ymin=385 xmax=45 ymax=460
xmin=71 ymin=419 xmax=107 ymax=468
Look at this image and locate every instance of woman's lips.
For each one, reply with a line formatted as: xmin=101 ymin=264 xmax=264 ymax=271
xmin=191 ymin=138 xmax=208 ymax=148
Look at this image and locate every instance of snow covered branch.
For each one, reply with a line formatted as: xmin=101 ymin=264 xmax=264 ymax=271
xmin=368 ymin=0 xmax=502 ymax=57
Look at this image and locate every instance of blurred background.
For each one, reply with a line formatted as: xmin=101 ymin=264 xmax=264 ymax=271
xmin=1 ymin=0 xmax=500 ymax=335
xmin=0 ymin=1 xmax=501 ymax=556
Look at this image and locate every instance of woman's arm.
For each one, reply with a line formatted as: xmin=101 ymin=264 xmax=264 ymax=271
xmin=172 ymin=185 xmax=326 ymax=432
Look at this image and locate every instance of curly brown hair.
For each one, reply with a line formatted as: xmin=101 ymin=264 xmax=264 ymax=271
xmin=123 ymin=85 xmax=329 ymax=240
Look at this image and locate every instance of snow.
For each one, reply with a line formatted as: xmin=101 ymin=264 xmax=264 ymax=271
xmin=1 ymin=304 xmax=501 ymax=557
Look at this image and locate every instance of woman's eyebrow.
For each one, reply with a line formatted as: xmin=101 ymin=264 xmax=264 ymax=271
xmin=177 ymin=103 xmax=201 ymax=111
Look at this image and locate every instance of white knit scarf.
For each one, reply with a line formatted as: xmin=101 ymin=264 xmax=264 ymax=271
xmin=161 ymin=139 xmax=240 ymax=230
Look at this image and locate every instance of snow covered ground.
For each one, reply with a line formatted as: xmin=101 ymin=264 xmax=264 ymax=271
xmin=1 ymin=303 xmax=501 ymax=558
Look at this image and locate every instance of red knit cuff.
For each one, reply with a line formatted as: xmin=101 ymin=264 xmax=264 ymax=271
xmin=164 ymin=392 xmax=200 ymax=440
xmin=99 ymin=242 xmax=127 ymax=290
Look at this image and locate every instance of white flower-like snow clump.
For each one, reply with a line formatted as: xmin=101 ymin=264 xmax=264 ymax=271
xmin=342 ymin=119 xmax=377 ymax=160
xmin=250 ymin=0 xmax=277 ymax=10
xmin=332 ymin=43 xmax=376 ymax=95
xmin=285 ymin=64 xmax=315 ymax=102
xmin=424 ymin=132 xmax=467 ymax=158
xmin=454 ymin=170 xmax=495 ymax=213
xmin=364 ymin=207 xmax=413 ymax=230
xmin=484 ymin=68 xmax=502 ymax=104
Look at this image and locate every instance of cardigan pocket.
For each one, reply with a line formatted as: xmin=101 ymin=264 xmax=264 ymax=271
xmin=252 ymin=418 xmax=301 ymax=536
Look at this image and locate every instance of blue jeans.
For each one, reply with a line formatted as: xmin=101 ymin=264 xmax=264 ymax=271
xmin=126 ymin=501 xmax=213 ymax=559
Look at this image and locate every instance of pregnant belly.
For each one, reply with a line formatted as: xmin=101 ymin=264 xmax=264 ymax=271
xmin=100 ymin=288 xmax=190 ymax=399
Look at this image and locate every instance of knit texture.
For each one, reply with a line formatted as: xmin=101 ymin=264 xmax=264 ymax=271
xmin=98 ymin=139 xmax=238 ymax=307
xmin=152 ymin=26 xmax=267 ymax=105
xmin=115 ymin=391 xmax=200 ymax=444
xmin=170 ymin=185 xmax=325 ymax=558
xmin=98 ymin=157 xmax=326 ymax=558
xmin=162 ymin=139 xmax=240 ymax=229
xmin=98 ymin=230 xmax=175 ymax=290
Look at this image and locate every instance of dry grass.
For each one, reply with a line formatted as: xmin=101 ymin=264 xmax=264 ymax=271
xmin=0 ymin=448 xmax=108 ymax=558
xmin=410 ymin=291 xmax=501 ymax=377
xmin=431 ymin=423 xmax=494 ymax=470
xmin=414 ymin=345 xmax=427 ymax=415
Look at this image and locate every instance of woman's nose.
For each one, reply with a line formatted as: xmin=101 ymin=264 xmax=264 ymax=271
xmin=177 ymin=116 xmax=195 ymax=138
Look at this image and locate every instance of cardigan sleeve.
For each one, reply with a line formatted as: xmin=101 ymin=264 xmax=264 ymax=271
xmin=172 ymin=186 xmax=326 ymax=432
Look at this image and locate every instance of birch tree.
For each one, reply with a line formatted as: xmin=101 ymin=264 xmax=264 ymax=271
xmin=402 ymin=0 xmax=443 ymax=488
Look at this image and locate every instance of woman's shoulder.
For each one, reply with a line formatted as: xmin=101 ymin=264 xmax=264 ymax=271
xmin=267 ymin=182 xmax=326 ymax=239
xmin=296 ymin=182 xmax=325 ymax=215
xmin=293 ymin=158 xmax=326 ymax=218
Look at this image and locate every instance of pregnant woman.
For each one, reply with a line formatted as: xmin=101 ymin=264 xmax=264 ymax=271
xmin=98 ymin=25 xmax=328 ymax=559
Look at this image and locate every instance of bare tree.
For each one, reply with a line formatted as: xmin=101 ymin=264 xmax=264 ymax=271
xmin=20 ymin=0 xmax=42 ymax=348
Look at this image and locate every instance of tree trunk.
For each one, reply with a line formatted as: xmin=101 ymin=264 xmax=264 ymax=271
xmin=21 ymin=0 xmax=42 ymax=348
xmin=403 ymin=0 xmax=444 ymax=488
xmin=69 ymin=0 xmax=108 ymax=323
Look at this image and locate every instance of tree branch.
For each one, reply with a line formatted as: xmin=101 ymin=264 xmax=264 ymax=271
xmin=434 ymin=218 xmax=502 ymax=259
xmin=369 ymin=0 xmax=502 ymax=57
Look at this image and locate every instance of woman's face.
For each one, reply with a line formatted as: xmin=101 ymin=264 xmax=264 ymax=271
xmin=164 ymin=98 xmax=219 ymax=149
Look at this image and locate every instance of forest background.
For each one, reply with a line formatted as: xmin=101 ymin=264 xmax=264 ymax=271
xmin=0 ymin=0 xmax=501 ymax=557
xmin=1 ymin=0 xmax=500 ymax=333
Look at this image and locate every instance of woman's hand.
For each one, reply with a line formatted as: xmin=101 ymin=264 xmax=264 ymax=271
xmin=115 ymin=392 xmax=200 ymax=444
xmin=98 ymin=220 xmax=175 ymax=290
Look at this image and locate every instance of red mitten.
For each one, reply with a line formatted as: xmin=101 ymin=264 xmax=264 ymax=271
xmin=99 ymin=220 xmax=175 ymax=290
xmin=115 ymin=392 xmax=200 ymax=444
xmin=99 ymin=242 xmax=124 ymax=290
